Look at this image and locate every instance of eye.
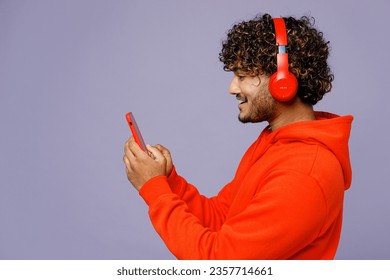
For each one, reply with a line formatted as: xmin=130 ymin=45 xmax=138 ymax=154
xmin=237 ymin=75 xmax=245 ymax=81
xmin=234 ymin=71 xmax=246 ymax=81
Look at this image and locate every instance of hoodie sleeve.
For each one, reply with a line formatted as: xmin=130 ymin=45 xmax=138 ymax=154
xmin=138 ymin=170 xmax=327 ymax=260
xmin=144 ymin=167 xmax=233 ymax=231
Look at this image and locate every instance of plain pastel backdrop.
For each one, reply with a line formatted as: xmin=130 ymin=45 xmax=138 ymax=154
xmin=0 ymin=0 xmax=389 ymax=259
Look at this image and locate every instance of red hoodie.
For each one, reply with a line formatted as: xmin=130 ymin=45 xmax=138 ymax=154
xmin=139 ymin=112 xmax=353 ymax=259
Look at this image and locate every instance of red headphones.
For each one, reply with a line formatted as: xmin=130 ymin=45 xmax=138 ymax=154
xmin=269 ymin=18 xmax=298 ymax=102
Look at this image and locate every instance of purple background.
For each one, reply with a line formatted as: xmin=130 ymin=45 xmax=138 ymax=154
xmin=1 ymin=0 xmax=389 ymax=260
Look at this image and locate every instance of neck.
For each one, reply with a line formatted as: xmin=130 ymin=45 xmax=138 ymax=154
xmin=269 ymin=98 xmax=315 ymax=131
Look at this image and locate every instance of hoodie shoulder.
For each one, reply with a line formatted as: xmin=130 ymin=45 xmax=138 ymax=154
xmin=267 ymin=112 xmax=353 ymax=190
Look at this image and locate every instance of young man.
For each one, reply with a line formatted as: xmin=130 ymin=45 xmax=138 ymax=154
xmin=123 ymin=14 xmax=353 ymax=259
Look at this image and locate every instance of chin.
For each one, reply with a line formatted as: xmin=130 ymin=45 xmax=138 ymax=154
xmin=238 ymin=112 xmax=265 ymax=124
xmin=238 ymin=114 xmax=252 ymax=123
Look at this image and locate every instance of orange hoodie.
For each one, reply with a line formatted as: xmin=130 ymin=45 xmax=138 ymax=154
xmin=139 ymin=112 xmax=353 ymax=259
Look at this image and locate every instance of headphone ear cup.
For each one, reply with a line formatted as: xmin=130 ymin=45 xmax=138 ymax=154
xmin=269 ymin=72 xmax=298 ymax=102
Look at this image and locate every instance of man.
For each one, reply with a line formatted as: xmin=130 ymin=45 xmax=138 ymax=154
xmin=123 ymin=14 xmax=353 ymax=259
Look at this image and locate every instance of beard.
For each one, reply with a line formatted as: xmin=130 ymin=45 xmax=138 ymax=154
xmin=238 ymin=92 xmax=275 ymax=123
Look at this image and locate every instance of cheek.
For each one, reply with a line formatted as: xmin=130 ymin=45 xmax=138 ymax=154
xmin=251 ymin=90 xmax=274 ymax=109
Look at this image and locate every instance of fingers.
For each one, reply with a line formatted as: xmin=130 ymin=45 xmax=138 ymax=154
xmin=155 ymin=144 xmax=172 ymax=158
xmin=123 ymin=137 xmax=144 ymax=173
xmin=146 ymin=144 xmax=166 ymax=162
xmin=154 ymin=144 xmax=173 ymax=176
xmin=123 ymin=155 xmax=132 ymax=179
xmin=155 ymin=144 xmax=168 ymax=153
xmin=124 ymin=137 xmax=146 ymax=159
xmin=123 ymin=154 xmax=131 ymax=167
xmin=123 ymin=141 xmax=135 ymax=175
xmin=124 ymin=137 xmax=134 ymax=155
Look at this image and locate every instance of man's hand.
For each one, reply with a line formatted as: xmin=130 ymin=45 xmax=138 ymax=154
xmin=123 ymin=137 xmax=167 ymax=191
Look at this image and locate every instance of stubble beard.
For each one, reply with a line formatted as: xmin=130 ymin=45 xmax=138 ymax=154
xmin=238 ymin=92 xmax=275 ymax=124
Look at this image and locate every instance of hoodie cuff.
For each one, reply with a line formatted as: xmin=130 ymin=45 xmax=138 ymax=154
xmin=139 ymin=175 xmax=172 ymax=206
xmin=167 ymin=166 xmax=180 ymax=187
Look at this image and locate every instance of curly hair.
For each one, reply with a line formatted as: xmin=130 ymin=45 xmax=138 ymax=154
xmin=219 ymin=13 xmax=333 ymax=105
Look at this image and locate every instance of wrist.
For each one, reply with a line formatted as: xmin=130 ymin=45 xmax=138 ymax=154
xmin=139 ymin=175 xmax=172 ymax=205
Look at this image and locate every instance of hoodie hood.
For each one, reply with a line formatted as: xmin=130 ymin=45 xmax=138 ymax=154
xmin=264 ymin=111 xmax=353 ymax=190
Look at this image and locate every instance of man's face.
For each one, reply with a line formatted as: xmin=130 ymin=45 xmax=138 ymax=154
xmin=229 ymin=72 xmax=275 ymax=123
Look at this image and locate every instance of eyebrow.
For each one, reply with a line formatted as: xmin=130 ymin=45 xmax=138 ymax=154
xmin=232 ymin=68 xmax=247 ymax=75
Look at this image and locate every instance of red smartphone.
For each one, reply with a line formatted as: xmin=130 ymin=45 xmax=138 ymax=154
xmin=126 ymin=112 xmax=147 ymax=151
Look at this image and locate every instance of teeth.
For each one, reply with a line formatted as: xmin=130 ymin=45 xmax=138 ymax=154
xmin=236 ymin=95 xmax=247 ymax=103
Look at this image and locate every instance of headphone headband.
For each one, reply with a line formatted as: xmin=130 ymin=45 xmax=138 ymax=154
xmin=273 ymin=18 xmax=289 ymax=76
xmin=273 ymin=18 xmax=288 ymax=46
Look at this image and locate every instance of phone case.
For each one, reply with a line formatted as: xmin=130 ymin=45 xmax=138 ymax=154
xmin=126 ymin=112 xmax=147 ymax=151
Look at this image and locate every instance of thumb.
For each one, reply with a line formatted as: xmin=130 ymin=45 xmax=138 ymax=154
xmin=146 ymin=144 xmax=165 ymax=162
xmin=155 ymin=144 xmax=172 ymax=160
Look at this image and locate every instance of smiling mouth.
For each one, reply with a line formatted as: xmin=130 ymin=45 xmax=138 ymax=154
xmin=236 ymin=94 xmax=248 ymax=105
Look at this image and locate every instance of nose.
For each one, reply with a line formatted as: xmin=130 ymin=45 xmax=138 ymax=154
xmin=229 ymin=76 xmax=240 ymax=95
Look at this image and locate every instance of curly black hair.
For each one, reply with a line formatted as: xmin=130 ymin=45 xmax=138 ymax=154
xmin=219 ymin=13 xmax=333 ymax=105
